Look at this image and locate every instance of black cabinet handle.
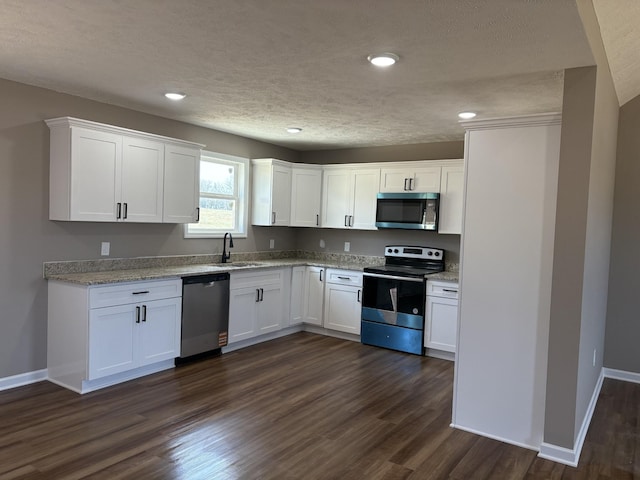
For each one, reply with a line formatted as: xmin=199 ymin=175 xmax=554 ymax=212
xmin=123 ymin=202 xmax=128 ymax=219
xmin=260 ymin=288 xmax=264 ymax=302
xmin=116 ymin=203 xmax=122 ymax=219
xmin=272 ymin=212 xmax=276 ymax=224
xmin=404 ymin=178 xmax=409 ymax=191
xmin=319 ymin=269 xmax=323 ymax=282
xmin=316 ymin=214 xmax=319 ymax=226
xmin=357 ymin=289 xmax=361 ymax=303
xmin=135 ymin=306 xmax=140 ymax=324
xmin=132 ymin=290 xmax=150 ymax=295
xmin=337 ymin=276 xmax=351 ymax=280
xmin=409 ymin=178 xmax=414 ymax=190
xmin=349 ymin=215 xmax=354 ymax=227
xmin=196 ymin=207 xmax=200 ymax=222
xmin=256 ymin=289 xmax=260 ymax=302
xmin=142 ymin=305 xmax=147 ymax=322
xmin=344 ymin=215 xmax=348 ymax=227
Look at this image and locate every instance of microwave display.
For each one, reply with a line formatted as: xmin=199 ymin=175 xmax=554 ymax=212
xmin=375 ymin=192 xmax=439 ymax=230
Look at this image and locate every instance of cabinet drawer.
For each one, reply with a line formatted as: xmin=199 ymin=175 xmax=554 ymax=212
xmin=230 ymin=269 xmax=283 ymax=289
xmin=89 ymin=279 xmax=182 ymax=308
xmin=426 ymin=281 xmax=459 ymax=299
xmin=325 ymin=269 xmax=362 ymax=287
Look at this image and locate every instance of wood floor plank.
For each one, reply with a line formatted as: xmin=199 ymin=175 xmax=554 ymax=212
xmin=1 ymin=333 xmax=640 ymax=479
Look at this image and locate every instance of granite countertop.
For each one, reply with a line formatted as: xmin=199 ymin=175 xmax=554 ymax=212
xmin=44 ymin=255 xmax=382 ymax=286
xmin=426 ymin=271 xmax=459 ymax=283
xmin=44 ymin=251 xmax=459 ymax=286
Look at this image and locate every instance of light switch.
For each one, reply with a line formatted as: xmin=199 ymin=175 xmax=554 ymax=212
xmin=101 ymin=242 xmax=110 ymax=256
xmin=344 ymin=242 xmax=350 ymax=252
xmin=269 ymin=239 xmax=275 ymax=249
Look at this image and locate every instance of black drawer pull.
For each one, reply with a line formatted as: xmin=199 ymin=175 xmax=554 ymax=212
xmin=132 ymin=290 xmax=150 ymax=295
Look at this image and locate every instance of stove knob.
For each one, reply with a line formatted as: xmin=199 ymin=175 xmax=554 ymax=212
xmin=393 ymin=249 xmax=399 ymax=253
xmin=387 ymin=248 xmax=392 ymax=254
xmin=427 ymin=251 xmax=433 ymax=256
xmin=434 ymin=251 xmax=440 ymax=257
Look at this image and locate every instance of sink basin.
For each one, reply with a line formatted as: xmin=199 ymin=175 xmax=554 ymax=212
xmin=221 ymin=262 xmax=263 ymax=268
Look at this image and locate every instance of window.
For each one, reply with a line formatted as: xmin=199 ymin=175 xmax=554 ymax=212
xmin=184 ymin=152 xmax=249 ymax=238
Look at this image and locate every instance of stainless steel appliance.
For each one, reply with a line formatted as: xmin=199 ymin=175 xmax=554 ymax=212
xmin=375 ymin=192 xmax=439 ymax=230
xmin=180 ymin=272 xmax=230 ymax=359
xmin=361 ymin=245 xmax=445 ymax=355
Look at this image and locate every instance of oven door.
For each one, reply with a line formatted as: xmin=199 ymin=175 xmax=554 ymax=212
xmin=361 ymin=273 xmax=425 ymax=329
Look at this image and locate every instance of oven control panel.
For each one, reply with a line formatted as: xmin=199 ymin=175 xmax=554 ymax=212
xmin=385 ymin=245 xmax=444 ymax=260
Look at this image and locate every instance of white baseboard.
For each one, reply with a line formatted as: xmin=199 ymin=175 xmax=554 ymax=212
xmin=538 ymin=368 xmax=605 ymax=467
xmin=0 ymin=369 xmax=47 ymax=392
xmin=222 ymin=325 xmax=304 ymax=353
xmin=603 ymin=367 xmax=640 ymax=384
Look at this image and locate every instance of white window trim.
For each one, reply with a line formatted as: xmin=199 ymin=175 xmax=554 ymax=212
xmin=184 ymin=151 xmax=249 ymax=239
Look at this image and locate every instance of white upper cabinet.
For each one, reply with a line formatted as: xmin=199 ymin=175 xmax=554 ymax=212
xmin=251 ymin=158 xmax=292 ymax=226
xmin=46 ymin=117 xmax=203 ymax=223
xmin=438 ymin=163 xmax=465 ymax=234
xmin=379 ymin=164 xmax=441 ymax=192
xmin=290 ymin=165 xmax=322 ymax=227
xmin=163 ymin=144 xmax=200 ymax=223
xmin=321 ymin=167 xmax=380 ymax=230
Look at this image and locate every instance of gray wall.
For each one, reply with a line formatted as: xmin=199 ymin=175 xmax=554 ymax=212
xmin=605 ymin=94 xmax=640 ymax=372
xmin=544 ymin=0 xmax=619 ymax=450
xmin=0 ymin=78 xmax=300 ymax=378
xmin=0 ymin=77 xmax=464 ymax=379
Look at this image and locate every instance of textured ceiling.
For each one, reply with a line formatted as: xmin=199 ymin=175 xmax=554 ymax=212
xmin=0 ymin=1 xmax=602 ymax=150
xmin=592 ymin=0 xmax=640 ymax=106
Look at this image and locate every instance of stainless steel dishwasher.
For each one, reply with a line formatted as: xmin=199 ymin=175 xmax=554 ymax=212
xmin=180 ymin=272 xmax=230 ymax=360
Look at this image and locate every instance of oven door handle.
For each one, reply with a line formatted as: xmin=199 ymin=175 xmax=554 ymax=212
xmin=363 ymin=272 xmax=425 ymax=283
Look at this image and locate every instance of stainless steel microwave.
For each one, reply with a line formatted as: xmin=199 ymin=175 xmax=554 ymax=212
xmin=375 ymin=192 xmax=439 ymax=230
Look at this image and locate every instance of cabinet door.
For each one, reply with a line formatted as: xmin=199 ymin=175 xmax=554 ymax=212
xmin=303 ymin=267 xmax=324 ymax=326
xmin=350 ymin=168 xmax=380 ymax=230
xmin=88 ymin=304 xmax=136 ymax=379
xmin=138 ymin=297 xmax=182 ymax=366
xmin=70 ymin=127 xmax=122 ymax=221
xmin=290 ymin=267 xmax=305 ymax=326
xmin=271 ymin=165 xmax=292 ymax=226
xmin=121 ymin=137 xmax=164 ymax=223
xmin=324 ymin=284 xmax=362 ymax=335
xmin=290 ymin=168 xmax=322 ymax=227
xmin=425 ymin=296 xmax=458 ymax=352
xmin=257 ymin=284 xmax=283 ymax=334
xmin=163 ymin=144 xmax=200 ymax=223
xmin=379 ymin=168 xmax=412 ymax=193
xmin=438 ymin=165 xmax=465 ymax=234
xmin=412 ymin=166 xmax=442 ymax=192
xmin=321 ymin=169 xmax=351 ymax=228
xmin=229 ymin=286 xmax=259 ymax=343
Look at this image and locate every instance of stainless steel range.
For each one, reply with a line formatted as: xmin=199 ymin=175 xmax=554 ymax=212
xmin=361 ymin=245 xmax=445 ymax=355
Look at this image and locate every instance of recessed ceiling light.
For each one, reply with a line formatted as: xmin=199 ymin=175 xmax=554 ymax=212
xmin=165 ymin=92 xmax=186 ymax=101
xmin=367 ymin=53 xmax=399 ymax=67
xmin=458 ymin=112 xmax=477 ymax=120
xmin=286 ymin=127 xmax=303 ymax=133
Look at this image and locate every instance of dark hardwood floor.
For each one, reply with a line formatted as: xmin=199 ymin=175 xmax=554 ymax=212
xmin=1 ymin=332 xmax=638 ymax=479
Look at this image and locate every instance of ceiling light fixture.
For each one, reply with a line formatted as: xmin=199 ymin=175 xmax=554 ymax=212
xmin=165 ymin=92 xmax=186 ymax=101
xmin=367 ymin=53 xmax=399 ymax=67
xmin=458 ymin=112 xmax=477 ymax=120
xmin=286 ymin=127 xmax=303 ymax=133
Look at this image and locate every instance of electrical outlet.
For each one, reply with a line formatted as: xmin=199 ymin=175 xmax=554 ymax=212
xmin=344 ymin=241 xmax=350 ymax=252
xmin=101 ymin=242 xmax=110 ymax=256
xmin=319 ymin=239 xmax=325 ymax=248
xmin=269 ymin=239 xmax=275 ymax=249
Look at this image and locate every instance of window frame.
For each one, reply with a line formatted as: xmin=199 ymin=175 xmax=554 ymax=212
xmin=184 ymin=151 xmax=249 ymax=239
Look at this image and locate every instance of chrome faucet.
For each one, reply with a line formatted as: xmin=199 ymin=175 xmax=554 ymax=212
xmin=222 ymin=232 xmax=234 ymax=263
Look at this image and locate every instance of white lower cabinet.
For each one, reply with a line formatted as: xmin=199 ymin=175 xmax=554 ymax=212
xmin=323 ymin=269 xmax=362 ymax=335
xmin=425 ymin=280 xmax=459 ymax=353
xmin=47 ymin=278 xmax=182 ymax=394
xmin=304 ymin=266 xmax=325 ymax=326
xmin=228 ymin=269 xmax=284 ymax=344
xmin=290 ymin=266 xmax=305 ymax=326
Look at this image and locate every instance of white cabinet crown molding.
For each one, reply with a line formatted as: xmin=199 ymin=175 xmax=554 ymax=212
xmin=459 ymin=113 xmax=562 ymax=131
xmin=45 ymin=117 xmax=205 ymax=149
